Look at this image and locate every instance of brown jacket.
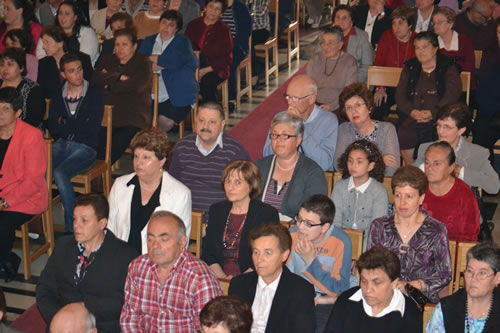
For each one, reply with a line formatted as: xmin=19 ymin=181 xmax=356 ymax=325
xmin=93 ymin=52 xmax=152 ymax=128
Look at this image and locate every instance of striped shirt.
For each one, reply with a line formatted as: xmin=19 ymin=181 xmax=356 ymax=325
xmin=221 ymin=6 xmax=237 ymax=38
xmin=168 ymin=133 xmax=251 ymax=216
xmin=263 ymin=179 xmax=290 ymax=212
xmin=120 ymin=251 xmax=223 ymax=332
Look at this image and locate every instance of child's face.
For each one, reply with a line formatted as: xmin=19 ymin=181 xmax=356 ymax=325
xmin=347 ymin=149 xmax=374 ymax=179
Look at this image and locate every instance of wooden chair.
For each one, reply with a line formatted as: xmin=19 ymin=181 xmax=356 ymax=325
xmin=219 ymin=79 xmax=229 ymax=121
xmin=453 ymin=241 xmax=477 ymax=292
xmin=284 ymin=0 xmax=300 ymax=68
xmin=188 ymin=211 xmax=204 ymax=258
xmin=151 ymin=73 xmax=160 ymax=130
xmin=460 ymin=71 xmax=471 ymax=105
xmin=15 ymin=138 xmax=55 ymax=280
xmin=342 ymin=228 xmax=364 ymax=261
xmin=423 ymin=304 xmax=436 ymax=333
xmin=382 ymin=177 xmax=394 ymax=204
xmin=474 ymin=50 xmax=482 ymax=70
xmin=236 ymin=36 xmax=252 ymax=109
xmin=219 ymin=277 xmax=230 ymax=296
xmin=71 ymin=105 xmax=113 ymax=197
xmin=255 ymin=0 xmax=280 ymax=87
xmin=324 ymin=171 xmax=333 ymax=195
xmin=447 ymin=240 xmax=457 ymax=295
xmin=366 ymin=66 xmax=402 ymax=89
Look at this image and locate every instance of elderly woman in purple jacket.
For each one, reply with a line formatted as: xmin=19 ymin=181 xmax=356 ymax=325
xmin=138 ymin=10 xmax=198 ymax=133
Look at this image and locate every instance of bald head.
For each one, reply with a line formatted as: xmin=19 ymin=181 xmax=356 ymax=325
xmin=469 ymin=0 xmax=493 ymax=25
xmin=286 ymin=75 xmax=318 ymax=121
xmin=50 ymin=303 xmax=96 ymax=333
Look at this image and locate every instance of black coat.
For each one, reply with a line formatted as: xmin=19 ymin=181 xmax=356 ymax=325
xmin=37 ymin=53 xmax=94 ymax=99
xmin=229 ymin=265 xmax=316 ymax=333
xmin=201 ymin=199 xmax=279 ymax=273
xmin=353 ymin=5 xmax=392 ymax=47
xmin=36 ymin=230 xmax=137 ymax=333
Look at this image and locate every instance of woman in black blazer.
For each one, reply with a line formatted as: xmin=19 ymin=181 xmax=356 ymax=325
xmin=202 ymin=161 xmax=279 ymax=279
xmin=353 ymin=1 xmax=392 ymax=47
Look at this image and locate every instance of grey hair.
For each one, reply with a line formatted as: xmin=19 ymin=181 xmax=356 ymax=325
xmin=85 ymin=311 xmax=96 ymax=332
xmin=198 ymin=101 xmax=225 ymax=120
xmin=270 ymin=113 xmax=305 ymax=138
xmin=322 ymin=26 xmax=344 ymax=44
xmin=466 ymin=242 xmax=500 ymax=274
xmin=150 ymin=210 xmax=187 ymax=239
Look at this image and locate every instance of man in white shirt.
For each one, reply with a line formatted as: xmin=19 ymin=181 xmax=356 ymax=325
xmin=228 ymin=223 xmax=316 ymax=333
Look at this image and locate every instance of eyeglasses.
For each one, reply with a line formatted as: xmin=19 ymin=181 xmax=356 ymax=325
xmin=294 ymin=216 xmax=325 ymax=228
xmin=435 ymin=124 xmax=457 ymax=131
xmin=464 ymin=268 xmax=495 ymax=280
xmin=344 ymin=102 xmax=366 ymax=112
xmin=269 ymin=133 xmax=297 ymax=140
xmin=320 ymin=41 xmax=339 ymax=47
xmin=285 ymin=94 xmax=312 ymax=103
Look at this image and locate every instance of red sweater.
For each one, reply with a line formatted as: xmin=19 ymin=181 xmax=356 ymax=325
xmin=184 ymin=18 xmax=233 ymax=80
xmin=374 ymin=30 xmax=416 ymax=68
xmin=439 ymin=33 xmax=476 ymax=89
xmin=421 ymin=178 xmax=480 ymax=242
xmin=0 ymin=119 xmax=47 ymax=214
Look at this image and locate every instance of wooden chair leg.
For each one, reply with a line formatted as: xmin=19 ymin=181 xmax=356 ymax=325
xmin=222 ymin=81 xmax=229 ymax=122
xmin=179 ymin=120 xmax=185 ymax=139
xmin=247 ymin=62 xmax=252 ymax=99
xmin=236 ymin=66 xmax=242 ymax=108
xmin=21 ymin=224 xmax=31 ymax=280
xmin=264 ymin=47 xmax=270 ymax=87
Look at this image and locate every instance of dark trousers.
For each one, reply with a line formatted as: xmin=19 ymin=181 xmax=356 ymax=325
xmin=473 ymin=113 xmax=500 ymax=169
xmin=97 ymin=126 xmax=141 ymax=164
xmin=372 ymin=87 xmax=396 ymax=121
xmin=158 ymin=99 xmax=191 ymax=123
xmin=251 ymin=29 xmax=271 ymax=77
xmin=0 ymin=211 xmax=34 ymax=262
xmin=200 ymin=71 xmax=224 ymax=104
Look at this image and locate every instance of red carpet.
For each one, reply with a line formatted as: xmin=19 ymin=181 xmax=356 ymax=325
xmin=10 ymin=304 xmax=46 ymax=333
xmin=229 ymin=66 xmax=306 ymax=161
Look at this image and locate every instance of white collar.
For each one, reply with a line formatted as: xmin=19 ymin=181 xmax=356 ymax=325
xmin=438 ymin=31 xmax=459 ymax=51
xmin=304 ymin=104 xmax=322 ymax=124
xmin=349 ymin=288 xmax=406 ymax=318
xmin=455 ymin=136 xmax=464 ymax=152
xmin=416 ymin=10 xmax=432 ymax=32
xmin=195 ymin=132 xmax=224 ymax=156
xmin=347 ymin=176 xmax=373 ymax=194
xmin=146 ymin=11 xmax=162 ymax=19
xmin=154 ymin=33 xmax=174 ymax=47
xmin=257 ymin=270 xmax=282 ymax=291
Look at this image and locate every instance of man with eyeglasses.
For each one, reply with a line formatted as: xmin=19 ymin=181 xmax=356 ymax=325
xmin=454 ymin=0 xmax=497 ymax=50
xmin=286 ymin=195 xmax=352 ymax=333
xmin=262 ymin=75 xmax=339 ymax=171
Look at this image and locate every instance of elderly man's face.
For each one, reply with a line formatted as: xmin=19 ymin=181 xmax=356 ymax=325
xmin=73 ymin=205 xmax=106 ymax=248
xmin=147 ymin=217 xmax=187 ymax=268
xmin=195 ymin=108 xmax=225 ymax=147
xmin=285 ymin=80 xmax=316 ymax=121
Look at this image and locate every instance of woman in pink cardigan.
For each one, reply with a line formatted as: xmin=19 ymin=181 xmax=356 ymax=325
xmin=0 ymin=87 xmax=47 ymax=282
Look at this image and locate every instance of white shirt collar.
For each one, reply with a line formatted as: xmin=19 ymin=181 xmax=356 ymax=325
xmin=416 ymin=10 xmax=432 ymax=32
xmin=305 ymin=104 xmax=322 ymax=124
xmin=438 ymin=31 xmax=459 ymax=51
xmin=347 ymin=176 xmax=373 ymax=194
xmin=251 ymin=270 xmax=282 ymax=333
xmin=146 ymin=11 xmax=161 ymax=19
xmin=195 ymin=132 xmax=224 ymax=156
xmin=349 ymin=288 xmax=406 ymax=318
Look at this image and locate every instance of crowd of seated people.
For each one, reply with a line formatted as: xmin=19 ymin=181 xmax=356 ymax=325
xmin=1 ymin=0 xmax=500 ymax=332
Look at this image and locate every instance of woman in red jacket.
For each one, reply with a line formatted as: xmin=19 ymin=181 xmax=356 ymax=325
xmin=0 ymin=87 xmax=47 ymax=282
xmin=184 ymin=0 xmax=233 ymax=104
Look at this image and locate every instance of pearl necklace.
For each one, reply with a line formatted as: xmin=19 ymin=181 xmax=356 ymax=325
xmin=465 ymin=295 xmax=493 ymax=332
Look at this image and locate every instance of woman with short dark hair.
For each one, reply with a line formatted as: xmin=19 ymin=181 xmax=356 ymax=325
xmin=3 ymin=28 xmax=38 ymax=81
xmin=324 ymin=246 xmax=422 ymax=332
xmin=427 ymin=242 xmax=500 ymax=332
xmin=200 ymin=296 xmax=253 ymax=333
xmin=395 ymin=31 xmax=462 ymax=165
xmin=367 ymin=166 xmax=452 ymax=304
xmin=202 ymin=160 xmax=279 ymax=280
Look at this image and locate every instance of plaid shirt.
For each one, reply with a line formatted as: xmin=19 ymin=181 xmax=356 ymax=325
xmin=120 ymin=251 xmax=223 ymax=332
xmin=250 ymin=0 xmax=270 ymax=31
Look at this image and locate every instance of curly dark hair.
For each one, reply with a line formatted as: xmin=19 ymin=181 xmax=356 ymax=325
xmin=2 ymin=0 xmax=38 ymax=53
xmin=0 ymin=47 xmax=27 ymax=77
xmin=130 ymin=128 xmax=172 ymax=163
xmin=337 ymin=140 xmax=385 ymax=183
xmin=338 ymin=83 xmax=376 ymax=119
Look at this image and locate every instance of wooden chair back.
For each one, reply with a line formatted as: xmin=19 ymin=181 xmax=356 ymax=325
xmin=324 ymin=171 xmax=333 ymax=195
xmin=219 ymin=278 xmax=230 ymax=296
xmin=447 ymin=240 xmax=457 ymax=295
xmin=460 ymin=71 xmax=471 ymax=105
xmin=152 ymin=73 xmax=160 ymax=130
xmin=342 ymin=228 xmax=364 ymax=261
xmin=474 ymin=50 xmax=482 ymax=70
xmin=366 ymin=66 xmax=402 ymax=88
xmin=454 ymin=241 xmax=477 ymax=292
xmin=188 ymin=211 xmax=204 ymax=258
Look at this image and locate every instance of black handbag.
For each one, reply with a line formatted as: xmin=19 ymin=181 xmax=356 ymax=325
xmin=405 ymin=284 xmax=430 ymax=312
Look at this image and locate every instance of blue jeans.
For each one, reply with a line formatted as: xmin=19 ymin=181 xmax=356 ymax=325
xmin=52 ymin=139 xmax=96 ymax=232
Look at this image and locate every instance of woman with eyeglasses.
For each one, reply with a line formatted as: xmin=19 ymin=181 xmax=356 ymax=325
xmin=367 ymin=165 xmax=452 ymax=304
xmin=202 ymin=161 xmax=279 ymax=280
xmin=334 ymin=83 xmax=400 ymax=176
xmin=427 ymin=242 xmax=500 ymax=332
xmin=305 ymin=26 xmax=358 ymax=112
xmin=256 ymin=113 xmax=328 ymax=221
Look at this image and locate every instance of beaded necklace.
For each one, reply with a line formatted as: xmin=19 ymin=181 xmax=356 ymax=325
xmin=465 ymin=295 xmax=493 ymax=333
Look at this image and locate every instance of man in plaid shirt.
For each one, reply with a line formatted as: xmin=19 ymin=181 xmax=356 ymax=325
xmin=120 ymin=211 xmax=223 ymax=332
